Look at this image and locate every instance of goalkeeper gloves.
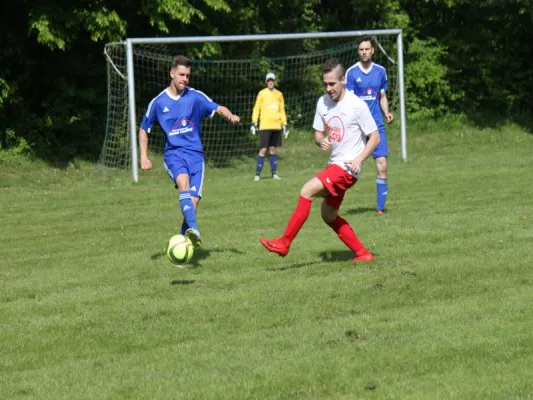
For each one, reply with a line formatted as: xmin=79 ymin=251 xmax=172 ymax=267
xmin=250 ymin=124 xmax=257 ymax=136
xmin=283 ymin=125 xmax=289 ymax=139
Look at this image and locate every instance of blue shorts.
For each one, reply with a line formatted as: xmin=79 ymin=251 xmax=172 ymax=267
xmin=163 ymin=150 xmax=205 ymax=198
xmin=372 ymin=125 xmax=388 ymax=158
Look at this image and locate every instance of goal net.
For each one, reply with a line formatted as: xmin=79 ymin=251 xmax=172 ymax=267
xmin=102 ymin=31 xmax=405 ymax=180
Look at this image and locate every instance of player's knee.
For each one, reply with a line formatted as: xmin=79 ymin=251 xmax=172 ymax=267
xmin=258 ymin=148 xmax=267 ymax=156
xmin=376 ymin=158 xmax=387 ymax=177
xmin=300 ymin=184 xmax=315 ymax=199
xmin=300 ymin=181 xmax=322 ymax=200
xmin=321 ymin=202 xmax=337 ymax=224
xmin=269 ymin=146 xmax=276 ymax=154
xmin=321 ymin=212 xmax=336 ymax=225
xmin=299 ymin=186 xmax=310 ymax=198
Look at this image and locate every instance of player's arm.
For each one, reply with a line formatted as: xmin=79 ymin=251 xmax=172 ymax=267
xmin=345 ymin=105 xmax=380 ymax=174
xmin=280 ymin=92 xmax=288 ymax=126
xmin=280 ymin=92 xmax=289 ymax=137
xmin=360 ymin=130 xmax=380 ymax=160
xmin=380 ymin=91 xmax=394 ymax=124
xmin=139 ymin=127 xmax=152 ymax=170
xmin=314 ymin=130 xmax=331 ymax=152
xmin=139 ymin=100 xmax=158 ymax=170
xmin=251 ymin=93 xmax=262 ymax=125
xmin=345 ymin=130 xmax=379 ymax=175
xmin=345 ymin=70 xmax=354 ymax=92
xmin=312 ymin=100 xmax=329 ymax=150
xmin=216 ymin=105 xmax=240 ymax=123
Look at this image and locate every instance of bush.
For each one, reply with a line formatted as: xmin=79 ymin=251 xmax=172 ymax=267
xmin=404 ymin=38 xmax=462 ymax=121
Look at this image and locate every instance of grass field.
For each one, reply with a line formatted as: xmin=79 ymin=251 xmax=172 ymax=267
xmin=1 ymin=119 xmax=533 ymax=399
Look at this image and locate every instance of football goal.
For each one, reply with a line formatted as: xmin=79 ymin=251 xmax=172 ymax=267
xmin=102 ymin=30 xmax=406 ymax=182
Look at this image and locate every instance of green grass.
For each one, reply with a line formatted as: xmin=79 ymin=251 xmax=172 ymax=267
xmin=1 ymin=118 xmax=533 ymax=399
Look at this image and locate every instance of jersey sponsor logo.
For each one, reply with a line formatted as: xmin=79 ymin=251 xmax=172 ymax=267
xmin=356 ymin=77 xmax=362 ymax=82
xmin=163 ymin=106 xmax=170 ymax=113
xmin=359 ymin=88 xmax=378 ymax=101
xmin=169 ymin=118 xmax=195 ymax=136
xmin=325 ymin=116 xmax=345 ymax=142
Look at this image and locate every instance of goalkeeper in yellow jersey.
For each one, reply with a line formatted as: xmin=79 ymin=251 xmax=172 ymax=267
xmin=251 ymin=72 xmax=288 ymax=181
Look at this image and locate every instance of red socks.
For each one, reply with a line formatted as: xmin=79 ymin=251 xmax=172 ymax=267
xmin=283 ymin=196 xmax=312 ymax=243
xmin=328 ymin=216 xmax=366 ymax=255
xmin=282 ymin=197 xmax=368 ymax=256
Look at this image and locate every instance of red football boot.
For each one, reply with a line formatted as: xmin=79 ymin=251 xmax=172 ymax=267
xmin=259 ymin=237 xmax=290 ymax=257
xmin=352 ymin=250 xmax=374 ymax=262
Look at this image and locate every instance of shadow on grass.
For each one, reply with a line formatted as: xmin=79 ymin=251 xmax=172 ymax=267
xmin=318 ymin=250 xmax=355 ymax=262
xmin=170 ymin=279 xmax=195 ymax=285
xmin=469 ymin=112 xmax=532 ymax=134
xmin=151 ymin=247 xmax=244 ymax=269
xmin=266 ymin=249 xmax=376 ymax=271
xmin=344 ymin=207 xmax=376 ymax=215
xmin=265 ymin=260 xmax=323 ymax=272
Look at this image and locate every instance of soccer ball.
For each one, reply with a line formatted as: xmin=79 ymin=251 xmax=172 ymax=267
xmin=166 ymin=234 xmax=194 ymax=265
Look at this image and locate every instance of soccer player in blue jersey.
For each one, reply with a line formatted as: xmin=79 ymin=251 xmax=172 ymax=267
xmin=346 ymin=36 xmax=394 ymax=215
xmin=139 ymin=55 xmax=240 ymax=247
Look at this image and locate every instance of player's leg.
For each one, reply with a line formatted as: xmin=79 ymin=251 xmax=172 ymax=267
xmin=317 ymin=165 xmax=374 ymax=261
xmin=164 ymin=155 xmax=194 ymax=232
xmin=165 ymin=152 xmax=202 ymax=247
xmin=255 ymin=131 xmax=270 ymax=180
xmin=260 ymin=176 xmax=327 ymax=256
xmin=182 ymin=157 xmax=205 ymax=247
xmin=321 ymin=199 xmax=374 ymax=262
xmin=175 ymin=173 xmax=198 ymax=232
xmin=374 ymin=126 xmax=389 ymax=214
xmin=269 ymin=130 xmax=282 ymax=179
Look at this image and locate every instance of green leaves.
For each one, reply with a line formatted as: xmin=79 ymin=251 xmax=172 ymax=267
xmin=29 ymin=13 xmax=67 ymax=50
xmin=145 ymin=0 xmax=231 ymax=33
xmin=76 ymin=8 xmax=127 ymax=43
xmin=0 ymin=78 xmax=10 ymax=109
xmin=404 ymin=38 xmax=462 ymax=120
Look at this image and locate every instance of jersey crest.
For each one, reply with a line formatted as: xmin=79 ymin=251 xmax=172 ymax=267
xmin=170 ymin=118 xmax=195 ymax=136
xmin=325 ymin=116 xmax=345 ymax=142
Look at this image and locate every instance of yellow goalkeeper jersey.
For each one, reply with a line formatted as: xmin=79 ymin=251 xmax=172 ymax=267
xmin=252 ymin=88 xmax=287 ymax=130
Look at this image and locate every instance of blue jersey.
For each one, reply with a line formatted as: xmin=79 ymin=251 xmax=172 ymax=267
xmin=346 ymin=62 xmax=388 ymax=127
xmin=140 ymin=87 xmax=219 ymax=154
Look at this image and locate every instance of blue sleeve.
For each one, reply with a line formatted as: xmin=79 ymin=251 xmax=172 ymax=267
xmin=381 ymin=70 xmax=389 ymax=93
xmin=346 ymin=70 xmax=354 ymax=92
xmin=140 ymin=97 xmax=158 ymax=132
xmin=195 ymin=91 xmax=219 ymax=119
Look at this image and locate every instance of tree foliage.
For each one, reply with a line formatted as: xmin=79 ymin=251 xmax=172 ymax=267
xmin=0 ymin=0 xmax=531 ymax=164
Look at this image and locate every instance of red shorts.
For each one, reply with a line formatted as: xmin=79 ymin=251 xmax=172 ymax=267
xmin=315 ymin=164 xmax=358 ymax=210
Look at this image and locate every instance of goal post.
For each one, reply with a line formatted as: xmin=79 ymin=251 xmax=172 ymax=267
xmin=102 ymin=30 xmax=407 ymax=182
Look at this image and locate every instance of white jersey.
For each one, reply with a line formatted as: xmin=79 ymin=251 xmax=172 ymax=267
xmin=313 ymin=90 xmax=378 ymax=175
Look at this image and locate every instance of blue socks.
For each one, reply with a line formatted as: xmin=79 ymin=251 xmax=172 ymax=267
xmin=179 ymin=191 xmax=197 ymax=231
xmin=180 ymin=220 xmax=189 ymax=235
xmin=376 ymin=178 xmax=388 ymax=212
xmin=255 ymin=155 xmax=265 ymax=176
xmin=256 ymin=154 xmax=279 ymax=176
xmin=269 ymin=154 xmax=278 ymax=176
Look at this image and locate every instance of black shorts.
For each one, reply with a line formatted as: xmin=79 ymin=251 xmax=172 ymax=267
xmin=259 ymin=130 xmax=282 ymax=148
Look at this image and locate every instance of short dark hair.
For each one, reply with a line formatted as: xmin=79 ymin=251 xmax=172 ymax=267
xmin=322 ymin=58 xmax=345 ymax=78
xmin=172 ymin=55 xmax=192 ymax=69
xmin=357 ymin=35 xmax=374 ymax=47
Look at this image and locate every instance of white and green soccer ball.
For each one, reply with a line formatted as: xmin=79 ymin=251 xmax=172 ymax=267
xmin=166 ymin=234 xmax=194 ymax=266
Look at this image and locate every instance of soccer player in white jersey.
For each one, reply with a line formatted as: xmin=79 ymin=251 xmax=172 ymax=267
xmin=346 ymin=36 xmax=394 ymax=215
xmin=260 ymin=59 xmax=380 ymax=262
xmin=139 ymin=55 xmax=240 ymax=247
